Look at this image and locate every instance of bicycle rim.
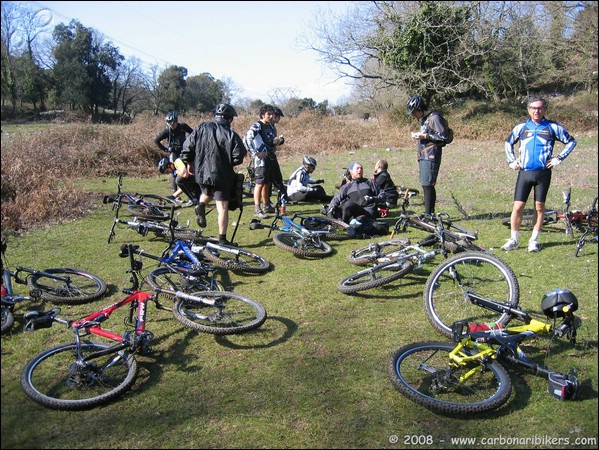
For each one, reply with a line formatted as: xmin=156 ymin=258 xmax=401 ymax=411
xmin=145 ymin=266 xmax=223 ymax=295
xmin=21 ymin=341 xmax=138 ymax=410
xmin=388 ymin=341 xmax=511 ymax=415
xmin=173 ymin=291 xmax=266 ymax=334
xmin=423 ymin=252 xmax=519 ymax=338
xmin=337 ymin=259 xmax=414 ymax=294
xmin=202 ymin=246 xmax=271 ymax=273
xmin=27 ymin=268 xmax=107 ymax=304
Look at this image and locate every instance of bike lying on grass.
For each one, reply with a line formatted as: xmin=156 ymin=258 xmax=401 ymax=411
xmin=250 ymin=194 xmax=355 ymax=258
xmin=1 ymin=237 xmax=107 ymax=334
xmin=103 ymin=174 xmax=179 ymax=221
xmin=337 ymin=213 xmax=485 ymax=294
xmin=20 ymin=243 xmax=267 ymax=410
xmin=388 ymin=288 xmax=581 ymax=415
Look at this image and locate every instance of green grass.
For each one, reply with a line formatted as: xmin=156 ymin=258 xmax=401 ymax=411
xmin=1 ymin=138 xmax=598 ymax=449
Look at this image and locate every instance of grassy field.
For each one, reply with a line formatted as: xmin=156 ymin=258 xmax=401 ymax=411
xmin=1 ymin=133 xmax=598 ymax=449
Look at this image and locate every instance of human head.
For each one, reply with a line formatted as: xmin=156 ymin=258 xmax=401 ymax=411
xmin=165 ymin=111 xmax=178 ymax=127
xmin=214 ymin=103 xmax=238 ymax=122
xmin=406 ymin=95 xmax=427 ymax=115
xmin=157 ymin=157 xmax=171 ymax=174
xmin=259 ymin=104 xmax=276 ymax=122
xmin=527 ymin=96 xmax=547 ymax=123
xmin=375 ymin=159 xmax=388 ymax=173
xmin=303 ymin=155 xmax=317 ymax=172
xmin=349 ymin=162 xmax=363 ymax=179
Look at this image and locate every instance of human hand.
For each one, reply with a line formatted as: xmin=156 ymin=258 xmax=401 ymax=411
xmin=411 ymin=132 xmax=425 ymax=139
xmin=508 ymin=161 xmax=520 ymax=170
xmin=316 ymin=179 xmax=324 ymax=184
xmin=547 ymin=157 xmax=561 ymax=168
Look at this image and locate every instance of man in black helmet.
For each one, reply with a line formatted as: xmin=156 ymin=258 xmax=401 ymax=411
xmin=180 ymin=103 xmax=247 ymax=245
xmin=154 ymin=111 xmax=193 ymax=199
xmin=407 ymin=95 xmax=450 ymax=216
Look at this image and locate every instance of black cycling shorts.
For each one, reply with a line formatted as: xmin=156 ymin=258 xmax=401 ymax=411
xmin=513 ymin=169 xmax=552 ymax=203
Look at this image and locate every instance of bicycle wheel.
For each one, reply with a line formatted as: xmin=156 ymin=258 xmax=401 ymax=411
xmin=424 ymin=252 xmax=519 ymax=338
xmin=173 ymin=291 xmax=266 ymax=335
xmin=273 ymin=233 xmax=333 ymax=257
xmin=21 ymin=341 xmax=138 ymax=410
xmin=202 ymin=245 xmax=271 ymax=273
xmin=388 ymin=341 xmax=511 ymax=415
xmin=27 ymin=268 xmax=107 ymax=305
xmin=347 ymin=238 xmax=411 ymax=265
xmin=337 ymin=259 xmax=414 ymax=294
xmin=1 ymin=306 xmax=14 ymax=333
xmin=300 ymin=216 xmax=357 ymax=240
xmin=137 ymin=194 xmax=178 ymax=209
xmin=126 ymin=204 xmax=169 ymax=221
xmin=145 ymin=266 xmax=223 ymax=294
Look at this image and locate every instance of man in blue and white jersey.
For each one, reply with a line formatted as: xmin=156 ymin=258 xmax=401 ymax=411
xmin=501 ymin=96 xmax=577 ymax=253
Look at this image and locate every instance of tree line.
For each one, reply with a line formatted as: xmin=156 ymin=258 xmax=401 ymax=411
xmin=2 ymin=1 xmax=597 ymax=121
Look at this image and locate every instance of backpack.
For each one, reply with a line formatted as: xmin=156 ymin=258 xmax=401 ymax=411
xmin=228 ymin=173 xmax=245 ymax=211
xmin=431 ymin=112 xmax=453 ymax=146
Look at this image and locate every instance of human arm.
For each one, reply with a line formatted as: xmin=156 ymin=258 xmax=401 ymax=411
xmin=504 ymin=123 xmax=524 ymax=169
xmin=154 ymin=128 xmax=169 ymax=153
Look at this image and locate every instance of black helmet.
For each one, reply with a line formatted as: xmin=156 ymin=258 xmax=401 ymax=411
xmin=274 ymin=107 xmax=284 ymax=117
xmin=165 ymin=111 xmax=178 ymax=124
xmin=303 ymin=156 xmax=317 ymax=168
xmin=157 ymin=157 xmax=169 ymax=174
xmin=214 ymin=103 xmax=238 ymax=118
xmin=541 ymin=289 xmax=579 ymax=318
xmin=407 ymin=95 xmax=427 ymax=114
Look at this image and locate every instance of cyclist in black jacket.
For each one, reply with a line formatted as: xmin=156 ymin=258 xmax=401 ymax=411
xmin=154 ymin=111 xmax=193 ymax=198
xmin=180 ymin=104 xmax=247 ymax=245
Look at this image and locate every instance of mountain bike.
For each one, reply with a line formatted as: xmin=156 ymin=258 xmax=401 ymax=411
xmin=1 ymin=237 xmax=107 ymax=333
xmin=107 ymin=195 xmax=206 ymax=243
xmin=103 ymin=174 xmax=178 ymax=221
xmin=423 ymin=252 xmax=520 ymax=338
xmin=337 ymin=214 xmax=486 ymax=294
xmin=574 ymin=196 xmax=597 ymax=257
xmin=388 ymin=288 xmax=580 ymax=415
xmin=20 ymin=243 xmax=267 ymax=411
xmin=249 ymin=194 xmax=355 ymax=257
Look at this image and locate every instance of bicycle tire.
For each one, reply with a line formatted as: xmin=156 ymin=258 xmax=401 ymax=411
xmin=173 ymin=291 xmax=266 ymax=335
xmin=202 ymin=245 xmax=271 ymax=273
xmin=412 ymin=215 xmax=478 ymax=240
xmin=273 ymin=233 xmax=333 ymax=257
xmin=126 ymin=204 xmax=169 ymax=221
xmin=501 ymin=214 xmax=557 ymax=229
xmin=21 ymin=341 xmax=138 ymax=410
xmin=423 ymin=252 xmax=520 ymax=339
xmin=145 ymin=266 xmax=223 ymax=294
xmin=27 ymin=268 xmax=107 ymax=305
xmin=136 ymin=194 xmax=178 ymax=209
xmin=1 ymin=306 xmax=14 ymax=333
xmin=388 ymin=341 xmax=511 ymax=415
xmin=337 ymin=259 xmax=414 ymax=294
xmin=299 ymin=216 xmax=357 ymax=240
xmin=347 ymin=238 xmax=411 ymax=265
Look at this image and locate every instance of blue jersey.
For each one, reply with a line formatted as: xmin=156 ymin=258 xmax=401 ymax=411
xmin=505 ymin=118 xmax=576 ymax=171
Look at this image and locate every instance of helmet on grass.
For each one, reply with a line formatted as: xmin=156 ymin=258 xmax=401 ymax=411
xmin=303 ymin=156 xmax=317 ymax=168
xmin=541 ymin=289 xmax=578 ymax=318
xmin=165 ymin=111 xmax=178 ymax=125
xmin=406 ymin=95 xmax=427 ymax=114
xmin=157 ymin=157 xmax=170 ymax=174
xmin=214 ymin=103 xmax=238 ymax=119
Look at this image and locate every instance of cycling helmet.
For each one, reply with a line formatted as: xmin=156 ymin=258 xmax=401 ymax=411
xmin=157 ymin=157 xmax=169 ymax=174
xmin=214 ymin=103 xmax=238 ymax=118
xmin=165 ymin=111 xmax=178 ymax=124
xmin=406 ymin=95 xmax=427 ymax=114
xmin=274 ymin=107 xmax=284 ymax=117
xmin=541 ymin=289 xmax=579 ymax=318
xmin=303 ymin=156 xmax=317 ymax=168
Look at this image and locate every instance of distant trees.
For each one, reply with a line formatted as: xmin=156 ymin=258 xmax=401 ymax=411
xmin=303 ymin=1 xmax=598 ymax=108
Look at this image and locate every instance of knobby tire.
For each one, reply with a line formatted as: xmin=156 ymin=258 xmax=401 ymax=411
xmin=26 ymin=268 xmax=107 ymax=304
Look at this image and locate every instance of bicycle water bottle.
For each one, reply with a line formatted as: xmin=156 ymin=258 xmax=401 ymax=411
xmin=280 ymin=197 xmax=287 ymax=215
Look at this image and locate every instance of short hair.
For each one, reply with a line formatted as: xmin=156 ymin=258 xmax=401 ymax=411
xmin=376 ymin=159 xmax=388 ymax=170
xmin=528 ymin=96 xmax=547 ymax=109
xmin=349 ymin=162 xmax=362 ymax=171
xmin=259 ymin=104 xmax=275 ymax=118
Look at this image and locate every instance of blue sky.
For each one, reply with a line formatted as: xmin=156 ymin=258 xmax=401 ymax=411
xmin=31 ymin=1 xmax=357 ymax=105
